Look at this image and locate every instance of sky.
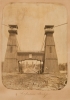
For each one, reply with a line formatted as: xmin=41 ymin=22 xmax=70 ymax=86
xmin=1 ymin=3 xmax=67 ymax=64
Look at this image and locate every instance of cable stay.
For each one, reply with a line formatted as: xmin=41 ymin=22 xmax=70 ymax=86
xmin=16 ymin=39 xmax=20 ymax=51
xmin=41 ymin=35 xmax=45 ymax=51
xmin=35 ymin=35 xmax=45 ymax=65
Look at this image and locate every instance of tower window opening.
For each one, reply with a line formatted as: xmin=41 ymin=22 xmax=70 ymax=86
xmin=50 ymin=46 xmax=52 ymax=53
xmin=10 ymin=46 xmax=13 ymax=53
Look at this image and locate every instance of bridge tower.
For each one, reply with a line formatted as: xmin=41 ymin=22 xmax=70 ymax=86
xmin=3 ymin=25 xmax=19 ymax=73
xmin=44 ymin=25 xmax=59 ymax=74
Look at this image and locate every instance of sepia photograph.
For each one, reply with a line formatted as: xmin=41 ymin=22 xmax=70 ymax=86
xmin=1 ymin=3 xmax=67 ymax=90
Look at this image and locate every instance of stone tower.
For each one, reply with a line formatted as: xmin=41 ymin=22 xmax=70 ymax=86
xmin=3 ymin=25 xmax=18 ymax=73
xmin=44 ymin=25 xmax=59 ymax=74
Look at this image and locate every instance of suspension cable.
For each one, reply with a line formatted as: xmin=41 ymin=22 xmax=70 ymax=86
xmin=54 ymin=23 xmax=67 ymax=27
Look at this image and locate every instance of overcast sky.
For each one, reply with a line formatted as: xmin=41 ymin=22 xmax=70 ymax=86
xmin=2 ymin=3 xmax=67 ymax=64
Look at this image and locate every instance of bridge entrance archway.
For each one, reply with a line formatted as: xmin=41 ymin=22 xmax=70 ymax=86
xmin=18 ymin=60 xmax=44 ymax=74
